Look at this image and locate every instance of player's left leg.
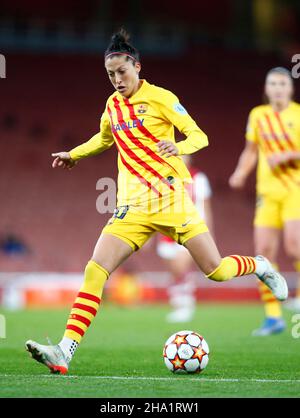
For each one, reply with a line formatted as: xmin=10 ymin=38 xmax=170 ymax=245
xmin=283 ymin=220 xmax=300 ymax=312
xmin=183 ymin=231 xmax=288 ymax=301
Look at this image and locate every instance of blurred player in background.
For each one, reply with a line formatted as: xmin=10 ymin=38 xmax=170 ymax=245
xmin=25 ymin=31 xmax=288 ymax=374
xmin=229 ymin=67 xmax=300 ymax=336
xmin=157 ymin=155 xmax=214 ymax=322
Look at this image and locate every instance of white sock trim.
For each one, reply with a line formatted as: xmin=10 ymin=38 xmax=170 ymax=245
xmin=58 ymin=337 xmax=79 ymax=362
xmin=255 ymin=256 xmax=268 ymax=277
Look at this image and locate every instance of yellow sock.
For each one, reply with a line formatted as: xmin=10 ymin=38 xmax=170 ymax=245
xmin=257 ymin=263 xmax=282 ymax=318
xmin=294 ymin=261 xmax=300 ymax=299
xmin=207 ymin=255 xmax=256 ymax=281
xmin=64 ymin=260 xmax=109 ymax=343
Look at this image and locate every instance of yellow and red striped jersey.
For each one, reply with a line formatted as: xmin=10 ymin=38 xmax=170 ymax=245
xmin=246 ymin=102 xmax=300 ymax=197
xmin=70 ymin=79 xmax=208 ymax=211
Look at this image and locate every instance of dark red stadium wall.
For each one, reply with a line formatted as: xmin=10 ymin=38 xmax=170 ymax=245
xmin=1 ymin=51 xmax=298 ymax=272
xmin=0 ymin=0 xmax=98 ymax=20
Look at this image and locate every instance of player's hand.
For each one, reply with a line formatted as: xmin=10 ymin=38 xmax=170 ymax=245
xmin=157 ymin=141 xmax=179 ymax=157
xmin=51 ymin=152 xmax=77 ymax=170
xmin=228 ymin=171 xmax=246 ymax=189
xmin=267 ymin=152 xmax=293 ymax=169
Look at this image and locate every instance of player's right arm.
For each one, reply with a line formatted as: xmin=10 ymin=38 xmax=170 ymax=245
xmin=229 ymin=109 xmax=259 ymax=189
xmin=52 ymin=109 xmax=114 ymax=170
xmin=229 ymin=141 xmax=258 ymax=189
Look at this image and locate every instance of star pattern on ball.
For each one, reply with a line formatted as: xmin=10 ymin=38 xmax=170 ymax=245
xmin=173 ymin=334 xmax=187 ymax=348
xmin=192 ymin=346 xmax=207 ymax=362
xmin=170 ymin=354 xmax=186 ymax=371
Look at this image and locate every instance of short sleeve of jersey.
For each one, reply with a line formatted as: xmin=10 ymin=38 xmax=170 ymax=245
xmin=245 ymin=109 xmax=259 ymax=143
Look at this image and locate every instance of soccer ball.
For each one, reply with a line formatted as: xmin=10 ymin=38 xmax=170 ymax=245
xmin=163 ymin=330 xmax=209 ymax=374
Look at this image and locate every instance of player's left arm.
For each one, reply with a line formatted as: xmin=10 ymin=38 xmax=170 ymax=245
xmin=156 ymin=92 xmax=208 ymax=157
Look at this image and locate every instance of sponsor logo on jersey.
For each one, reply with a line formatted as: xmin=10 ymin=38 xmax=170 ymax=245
xmin=112 ymin=119 xmax=144 ymax=132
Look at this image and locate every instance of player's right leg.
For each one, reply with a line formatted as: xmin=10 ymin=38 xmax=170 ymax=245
xmin=25 ymin=233 xmax=134 ymax=374
xmin=184 ymin=231 xmax=288 ymax=302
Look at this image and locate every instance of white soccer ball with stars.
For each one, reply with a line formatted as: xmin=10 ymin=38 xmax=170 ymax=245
xmin=163 ymin=330 xmax=209 ymax=374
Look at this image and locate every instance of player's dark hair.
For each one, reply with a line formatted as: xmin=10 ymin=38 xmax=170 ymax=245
xmin=266 ymin=66 xmax=293 ymax=82
xmin=104 ymin=28 xmax=140 ymax=63
xmin=263 ymin=66 xmax=294 ymax=104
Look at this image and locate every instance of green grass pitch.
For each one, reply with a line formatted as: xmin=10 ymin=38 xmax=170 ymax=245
xmin=0 ymin=303 xmax=299 ymax=398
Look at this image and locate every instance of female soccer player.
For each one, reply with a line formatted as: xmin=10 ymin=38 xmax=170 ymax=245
xmin=25 ymin=30 xmax=288 ymax=374
xmin=157 ymin=155 xmax=214 ymax=323
xmin=229 ymin=67 xmax=300 ymax=336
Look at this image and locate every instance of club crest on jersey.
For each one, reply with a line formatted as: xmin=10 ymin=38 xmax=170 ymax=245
xmin=137 ymin=104 xmax=148 ymax=114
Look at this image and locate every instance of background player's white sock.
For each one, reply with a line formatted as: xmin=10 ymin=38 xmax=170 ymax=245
xmin=167 ymin=281 xmax=196 ymax=322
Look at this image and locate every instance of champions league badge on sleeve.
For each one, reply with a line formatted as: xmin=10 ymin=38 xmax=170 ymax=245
xmin=174 ymin=103 xmax=188 ymax=115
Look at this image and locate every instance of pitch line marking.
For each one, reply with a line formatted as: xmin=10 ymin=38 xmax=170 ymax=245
xmin=1 ymin=374 xmax=300 ymax=384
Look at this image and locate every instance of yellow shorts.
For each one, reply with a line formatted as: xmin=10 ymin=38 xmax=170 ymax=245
xmin=254 ymin=188 xmax=300 ymax=229
xmin=102 ymin=198 xmax=208 ymax=251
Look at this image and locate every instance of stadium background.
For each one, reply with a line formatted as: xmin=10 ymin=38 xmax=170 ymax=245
xmin=1 ymin=0 xmax=300 ymax=309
